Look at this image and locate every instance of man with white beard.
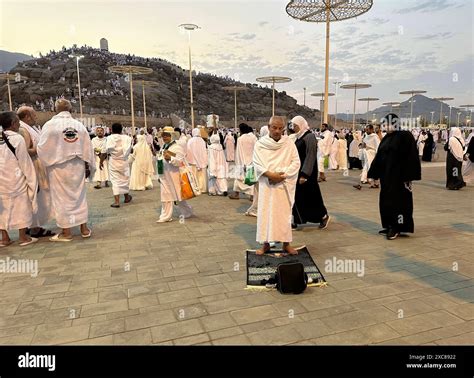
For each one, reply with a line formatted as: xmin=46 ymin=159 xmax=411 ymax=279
xmin=317 ymin=123 xmax=333 ymax=182
xmin=101 ymin=123 xmax=133 ymax=208
xmin=37 ymin=99 xmax=95 ymax=241
xmin=253 ymin=116 xmax=300 ymax=255
xmin=17 ymin=106 xmax=54 ymax=238
xmin=91 ymin=126 xmax=109 ymax=189
xmin=186 ymin=128 xmax=208 ymax=193
xmin=0 ymin=112 xmax=38 ymax=247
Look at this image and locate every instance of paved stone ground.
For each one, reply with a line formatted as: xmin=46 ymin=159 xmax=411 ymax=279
xmin=0 ymin=153 xmax=473 ymax=345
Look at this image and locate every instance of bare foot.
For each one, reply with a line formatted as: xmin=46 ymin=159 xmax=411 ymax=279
xmin=256 ymin=243 xmax=271 ymax=255
xmin=284 ymin=245 xmax=298 ymax=255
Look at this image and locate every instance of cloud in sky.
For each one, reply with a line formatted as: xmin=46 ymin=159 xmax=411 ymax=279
xmin=396 ymin=0 xmax=460 ymax=14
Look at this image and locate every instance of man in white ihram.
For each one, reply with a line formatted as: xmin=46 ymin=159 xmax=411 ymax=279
xmin=253 ymin=116 xmax=301 ymax=255
xmin=37 ymin=99 xmax=95 ymax=241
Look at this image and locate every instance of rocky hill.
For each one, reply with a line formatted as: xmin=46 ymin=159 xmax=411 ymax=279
xmin=1 ymin=46 xmax=317 ymax=124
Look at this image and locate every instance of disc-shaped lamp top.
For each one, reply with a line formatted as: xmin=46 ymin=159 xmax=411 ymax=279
xmin=286 ymin=0 xmax=374 ymax=23
xmin=340 ymin=83 xmax=371 ymax=90
xmin=399 ymin=90 xmax=427 ymax=95
xmin=109 ymin=65 xmax=153 ymax=75
xmin=359 ymin=97 xmax=379 ymax=101
xmin=433 ymin=97 xmax=454 ymax=101
xmin=256 ymin=76 xmax=292 ymax=84
xmin=383 ymin=102 xmax=400 ymax=106
xmin=311 ymin=92 xmax=335 ymax=97
xmin=179 ymin=23 xmax=200 ymax=31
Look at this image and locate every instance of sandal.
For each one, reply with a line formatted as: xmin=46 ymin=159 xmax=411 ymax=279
xmin=81 ymin=229 xmax=92 ymax=238
xmin=19 ymin=237 xmax=38 ymax=247
xmin=369 ymin=185 xmax=379 ymax=189
xmin=124 ymin=195 xmax=133 ymax=204
xmin=0 ymin=240 xmax=13 ymax=248
xmin=111 ymin=204 xmax=120 ymax=208
xmin=50 ymin=234 xmax=73 ymax=242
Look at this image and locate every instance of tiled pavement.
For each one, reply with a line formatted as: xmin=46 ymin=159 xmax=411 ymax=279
xmin=0 ymin=158 xmax=472 ymax=345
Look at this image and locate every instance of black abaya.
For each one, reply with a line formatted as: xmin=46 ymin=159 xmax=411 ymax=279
xmin=422 ymin=133 xmax=434 ymax=162
xmin=368 ymin=131 xmax=421 ymax=233
xmin=446 ymin=150 xmax=465 ymax=189
xmin=292 ymin=131 xmax=328 ymax=224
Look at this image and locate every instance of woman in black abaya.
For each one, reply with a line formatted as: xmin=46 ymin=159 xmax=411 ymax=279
xmin=290 ymin=116 xmax=330 ymax=230
xmin=446 ymin=127 xmax=466 ymax=190
xmin=422 ymin=131 xmax=434 ymax=162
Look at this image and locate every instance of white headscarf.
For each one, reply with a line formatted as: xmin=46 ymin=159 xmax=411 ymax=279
xmin=291 ymin=116 xmax=310 ymax=140
xmin=448 ymin=127 xmax=465 ymax=161
xmin=187 ymin=128 xmax=208 ymax=168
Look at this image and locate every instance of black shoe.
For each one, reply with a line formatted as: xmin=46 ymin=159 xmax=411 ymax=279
xmin=223 ymin=191 xmax=228 ymax=197
xmin=378 ymin=229 xmax=388 ymax=235
xmin=387 ymin=228 xmax=400 ymax=240
xmin=319 ymin=215 xmax=330 ymax=230
xmin=291 ymin=223 xmax=298 ymax=230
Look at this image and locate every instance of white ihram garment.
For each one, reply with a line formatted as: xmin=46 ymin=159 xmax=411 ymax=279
xmin=20 ymin=121 xmax=51 ymax=227
xmin=186 ymin=129 xmax=208 ymax=193
xmin=37 ymin=111 xmax=95 ymax=228
xmin=0 ymin=131 xmax=38 ymax=230
xmin=129 ymin=135 xmax=154 ymax=191
xmin=105 ymin=134 xmax=132 ymax=195
xmin=91 ymin=136 xmax=109 ymax=182
xmin=253 ymin=135 xmax=300 ymax=244
xmin=208 ymin=135 xmax=228 ymax=195
xmin=158 ymin=142 xmax=193 ymax=222
xmin=224 ymin=133 xmax=235 ymax=162
xmin=233 ymin=132 xmax=257 ymax=195
xmin=317 ymin=130 xmax=333 ymax=173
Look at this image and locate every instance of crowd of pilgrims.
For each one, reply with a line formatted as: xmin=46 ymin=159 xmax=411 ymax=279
xmin=0 ymin=99 xmax=473 ymax=248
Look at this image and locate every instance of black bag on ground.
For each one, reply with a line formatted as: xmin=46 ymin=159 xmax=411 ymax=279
xmin=275 ymin=262 xmax=308 ymax=294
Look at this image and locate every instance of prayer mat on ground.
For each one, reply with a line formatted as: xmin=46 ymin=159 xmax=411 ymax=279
xmin=246 ymin=246 xmax=327 ymax=290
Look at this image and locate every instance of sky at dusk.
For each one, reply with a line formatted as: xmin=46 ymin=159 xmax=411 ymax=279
xmin=1 ymin=0 xmax=473 ymax=114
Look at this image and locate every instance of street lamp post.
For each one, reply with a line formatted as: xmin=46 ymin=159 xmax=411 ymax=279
xmin=0 ymin=73 xmax=27 ymax=111
xmin=69 ymin=54 xmax=85 ymax=120
xmin=399 ymin=90 xmax=427 ymax=128
xmin=286 ymin=0 xmax=373 ymax=124
xmin=109 ymin=65 xmax=153 ymax=135
xmin=457 ymin=112 xmax=461 ymax=127
xmin=223 ymin=86 xmax=248 ymax=130
xmin=340 ymin=83 xmax=371 ymax=130
xmin=358 ymin=97 xmax=379 ymax=126
xmin=333 ymin=81 xmax=341 ymax=129
xmin=140 ymin=81 xmax=160 ymax=130
xmin=256 ymin=76 xmax=292 ymax=117
xmin=430 ymin=111 xmax=435 ymax=126
xmin=433 ymin=97 xmax=454 ymax=131
xmin=311 ymin=92 xmax=334 ymax=128
xmin=179 ymin=23 xmax=200 ymax=129
xmin=303 ymin=87 xmax=306 ymax=107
